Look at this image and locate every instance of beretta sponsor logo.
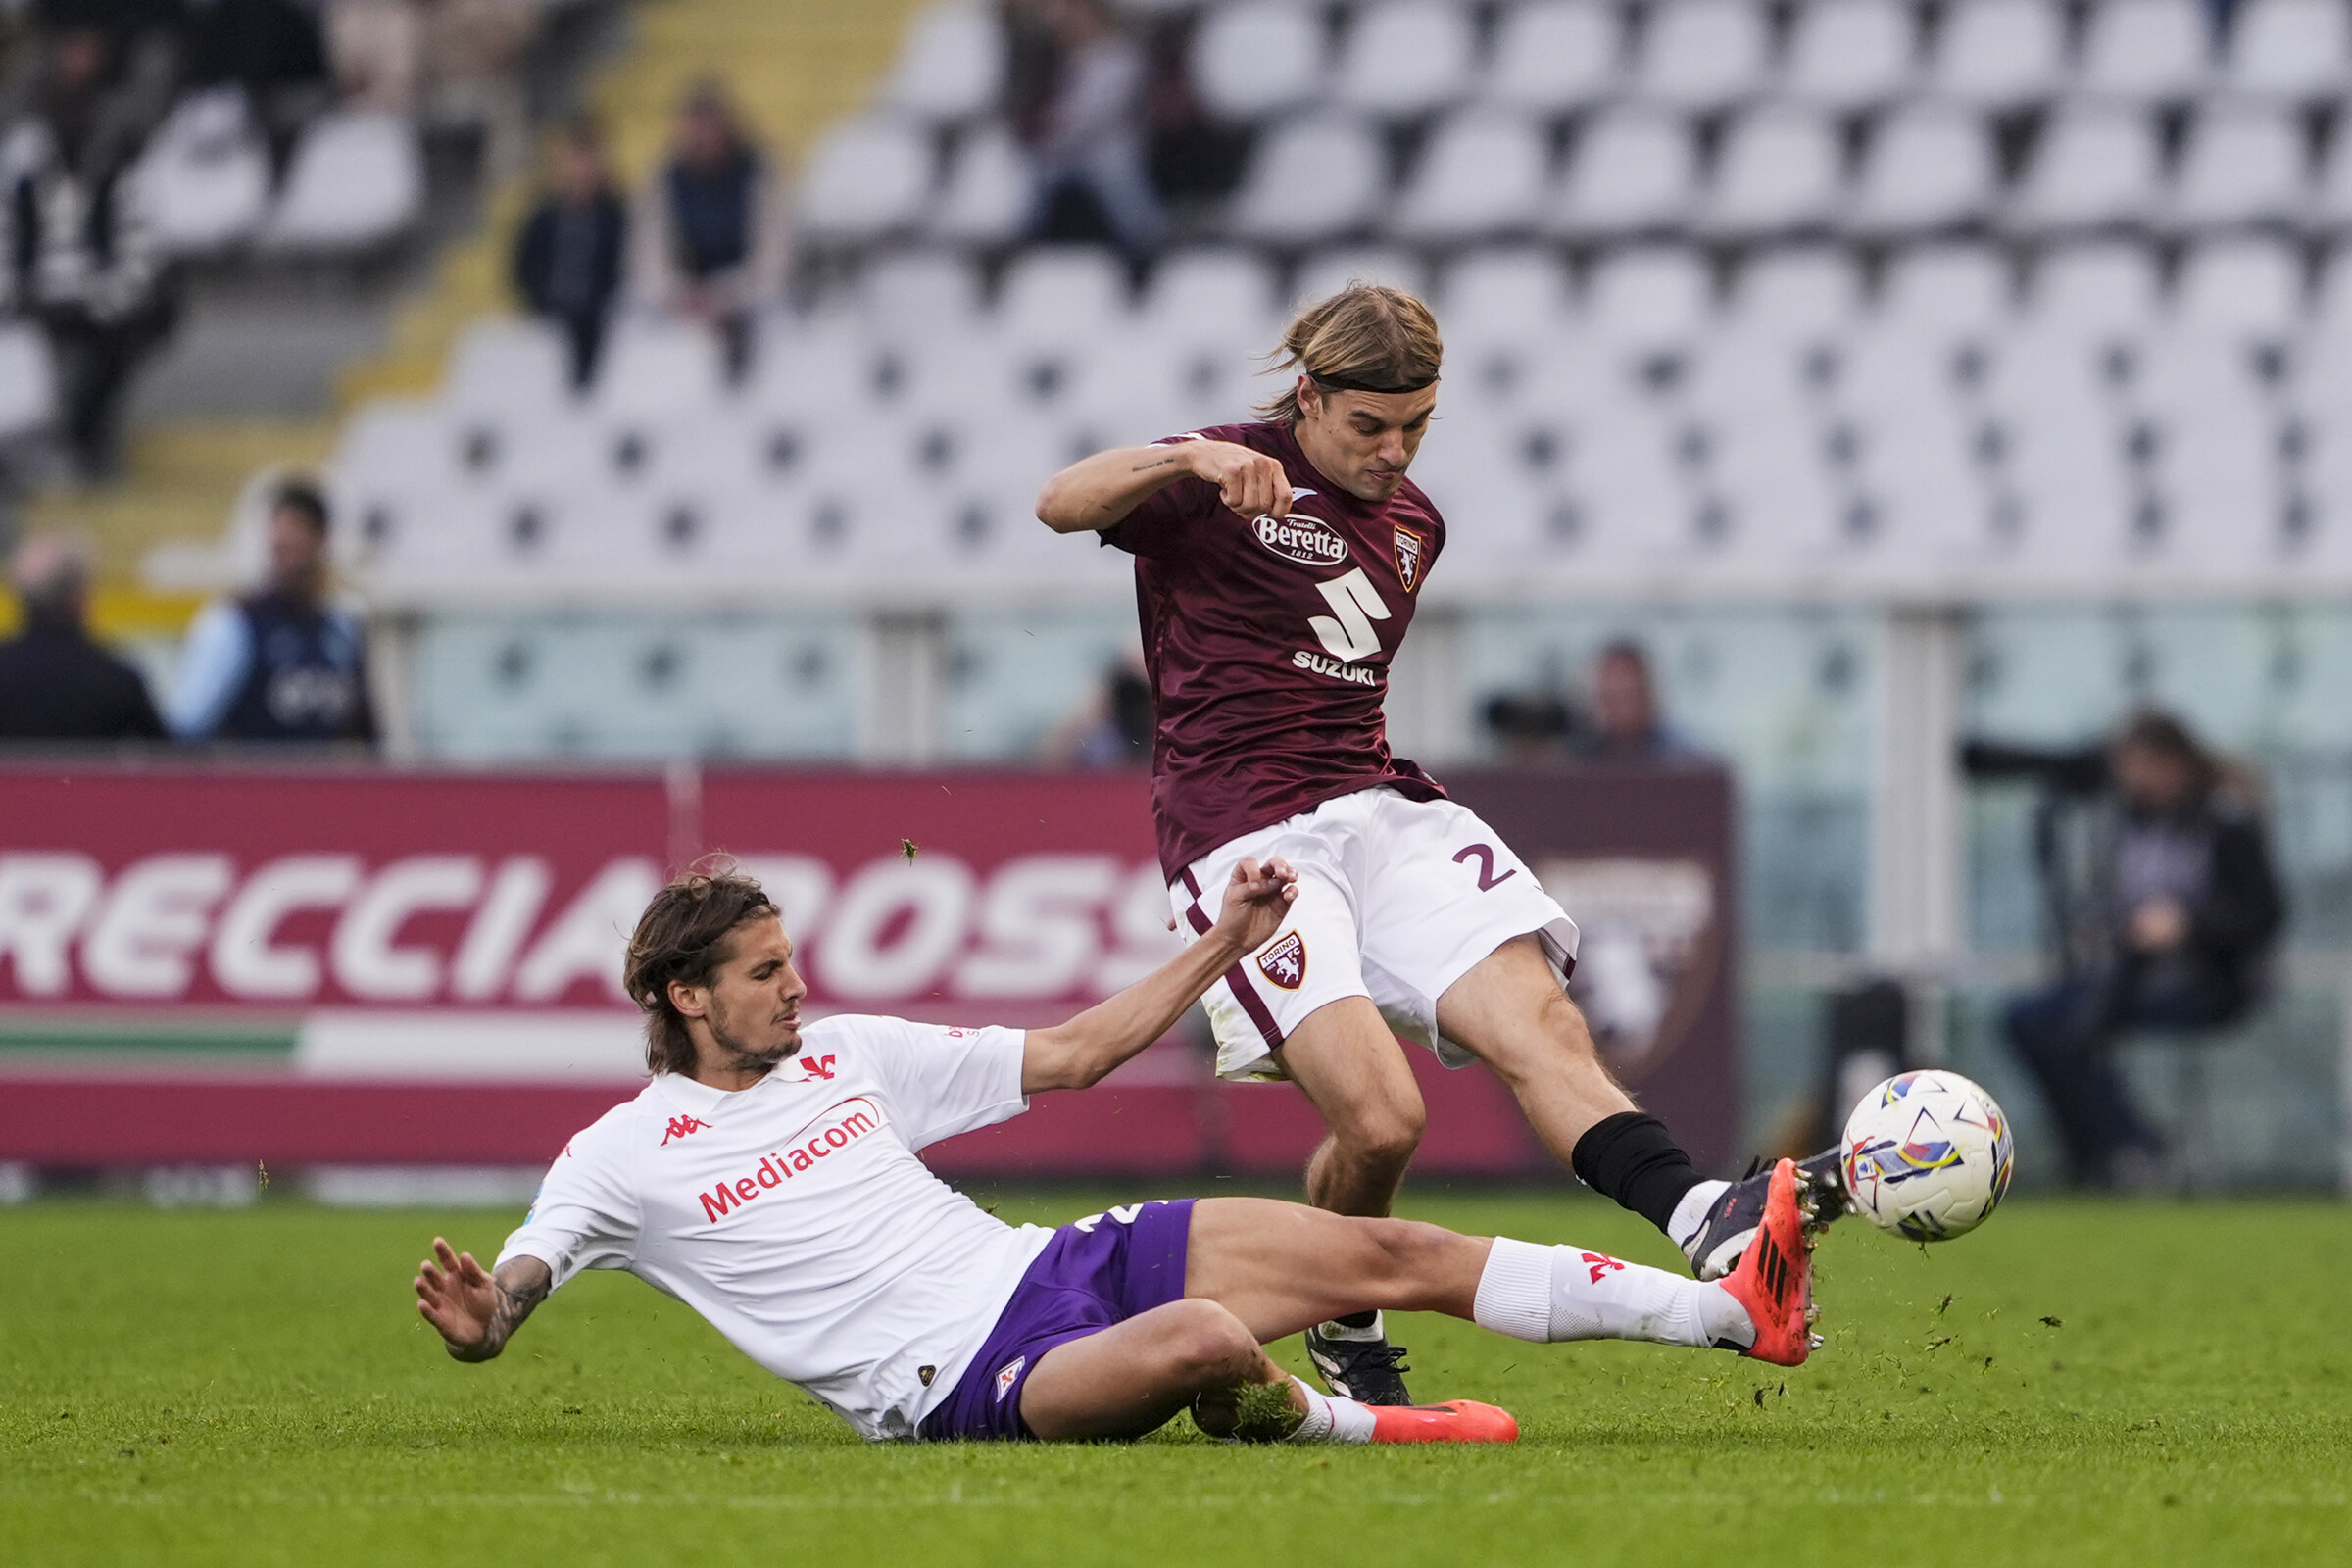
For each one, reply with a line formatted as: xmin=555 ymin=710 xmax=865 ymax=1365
xmin=1253 ymin=513 xmax=1348 ymax=567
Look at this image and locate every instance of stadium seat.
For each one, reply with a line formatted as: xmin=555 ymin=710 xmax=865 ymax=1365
xmin=440 ymin=317 xmax=571 ymax=418
xmin=331 ymin=399 xmax=464 ymax=568
xmin=260 ymin=110 xmax=424 ymax=255
xmin=1878 ymin=242 xmax=2014 ymax=336
xmin=1925 ymin=0 xmax=2068 ymax=109
xmin=2006 ymin=104 xmax=2162 ymax=232
xmin=2173 ymin=235 xmax=2307 ymax=335
xmin=1484 ymin=1 xmax=1622 ymax=112
xmin=874 ymin=2 xmax=1005 ymax=122
xmin=997 ymin=249 xmax=1132 ymax=340
xmin=796 ymin=117 xmax=936 ymax=244
xmin=2223 ymin=0 xmax=2352 ymax=100
xmin=1293 ymin=246 xmax=1429 ymax=307
xmin=1332 ymin=0 xmax=1479 ymax=117
xmin=1546 ymin=106 xmax=1695 ymax=237
xmin=1582 ymin=245 xmax=1714 ymax=347
xmin=1629 ymin=0 xmax=1775 ymax=110
xmin=1391 ymin=109 xmax=1551 ymax=240
xmin=1226 ymin=117 xmax=1387 ymax=242
xmin=857 ymin=250 xmax=986 ymax=333
xmin=2310 ymin=128 xmax=2352 ymax=230
xmin=929 ymin=125 xmax=1031 ymax=244
xmin=589 ymin=320 xmax=727 ymax=425
xmin=0 ymin=321 xmax=57 ymax=441
xmin=1726 ymin=246 xmax=1864 ymax=343
xmin=2165 ymin=103 xmax=2309 ymax=230
xmin=2075 ymin=0 xmax=2214 ymax=101
xmin=1192 ymin=4 xmax=1329 ymax=121
xmin=2024 ymin=241 xmax=2162 ymax=340
xmin=129 ymin=87 xmax=270 ymax=255
xmin=1439 ymin=247 xmax=1574 ymax=342
xmin=1695 ymin=103 xmax=1843 ymax=237
xmin=1845 ymin=101 xmax=1998 ymax=234
xmin=1782 ymin=0 xmax=1919 ymax=110
xmin=1140 ymin=248 xmax=1279 ymax=337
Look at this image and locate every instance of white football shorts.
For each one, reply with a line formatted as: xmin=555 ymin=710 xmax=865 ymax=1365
xmin=1167 ymin=786 xmax=1581 ymax=1082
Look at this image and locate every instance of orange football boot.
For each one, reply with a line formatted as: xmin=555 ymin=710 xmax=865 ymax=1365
xmin=1717 ymin=1156 xmax=1817 ymax=1367
xmin=1368 ymin=1399 xmax=1520 ymax=1444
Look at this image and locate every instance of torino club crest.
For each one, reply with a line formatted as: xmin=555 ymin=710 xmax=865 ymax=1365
xmin=1536 ymin=858 xmax=1720 ymax=1078
xmin=1255 ymin=930 xmax=1307 ymax=990
xmin=1393 ymin=526 xmax=1425 ymax=592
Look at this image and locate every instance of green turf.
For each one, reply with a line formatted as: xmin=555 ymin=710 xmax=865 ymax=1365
xmin=6 ymin=1189 xmax=2348 ymax=1567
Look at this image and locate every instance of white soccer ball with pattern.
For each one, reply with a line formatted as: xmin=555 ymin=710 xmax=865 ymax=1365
xmin=1838 ymin=1070 xmax=2015 ymax=1243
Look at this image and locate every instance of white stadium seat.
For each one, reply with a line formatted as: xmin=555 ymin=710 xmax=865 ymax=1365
xmin=2225 ymin=0 xmax=2352 ymax=100
xmin=441 ymin=317 xmax=571 ymax=418
xmin=1292 ymin=246 xmax=1429 ymax=308
xmin=796 ymin=117 xmax=935 ymax=243
xmin=1629 ymin=0 xmax=1774 ymax=110
xmin=1696 ymin=103 xmax=1843 ymax=237
xmin=1192 ymin=5 xmax=1328 ymax=121
xmin=1391 ymin=110 xmax=1550 ymax=240
xmin=929 ymin=125 xmax=1031 ymax=244
xmin=1927 ymin=0 xmax=2068 ymax=109
xmin=0 ymin=321 xmax=58 ymax=440
xmin=1878 ymin=243 xmax=2013 ymax=336
xmin=260 ymin=110 xmax=423 ymax=255
xmin=1485 ymin=1 xmax=1623 ymax=112
xmin=1582 ymin=245 xmax=1714 ymax=346
xmin=1439 ymin=248 xmax=1574 ymax=342
xmin=1727 ymin=247 xmax=1864 ymax=343
xmin=2025 ymin=241 xmax=2162 ymax=339
xmin=590 ymin=319 xmax=727 ymax=423
xmin=2076 ymin=0 xmax=2214 ymax=101
xmin=996 ymin=248 xmax=1132 ymax=346
xmin=1333 ymin=0 xmax=1479 ymax=117
xmin=2006 ymin=104 xmax=2162 ymax=231
xmin=129 ymin=87 xmax=270 ymax=255
xmin=2167 ymin=103 xmax=2309 ymax=230
xmin=2312 ymin=128 xmax=2352 ymax=229
xmin=1140 ymin=249 xmax=1279 ymax=337
xmin=2173 ymin=236 xmax=2306 ymax=335
xmin=1547 ymin=107 xmax=1694 ymax=237
xmin=857 ymin=250 xmax=985 ymax=332
xmin=874 ymin=2 xmax=1005 ymax=121
xmin=1846 ymin=102 xmax=1998 ymax=234
xmin=1227 ymin=117 xmax=1386 ymax=242
xmin=1783 ymin=0 xmax=1918 ymax=110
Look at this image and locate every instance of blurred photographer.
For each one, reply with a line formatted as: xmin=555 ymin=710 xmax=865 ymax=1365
xmin=1964 ymin=711 xmax=2284 ymax=1189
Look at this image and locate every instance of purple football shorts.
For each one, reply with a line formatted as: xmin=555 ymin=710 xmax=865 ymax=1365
xmin=918 ymin=1198 xmax=1196 ymax=1442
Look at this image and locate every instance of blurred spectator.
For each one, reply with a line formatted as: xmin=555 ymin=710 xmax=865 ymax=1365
xmin=1482 ymin=686 xmax=1573 ymax=765
xmin=512 ymin=115 xmax=625 ymax=388
xmin=0 ymin=23 xmax=174 ymax=476
xmin=167 ymin=477 xmax=376 ymax=745
xmin=1570 ymin=640 xmax=1698 ymax=764
xmin=1013 ymin=0 xmax=1162 ymax=252
xmin=631 ymin=79 xmax=787 ymax=381
xmin=0 ymin=530 xmax=164 ymax=740
xmin=1042 ymin=653 xmax=1152 ymax=768
xmin=326 ymin=0 xmax=535 ymax=176
xmin=177 ymin=0 xmax=329 ymax=173
xmin=1965 ymin=711 xmax=2286 ymax=1189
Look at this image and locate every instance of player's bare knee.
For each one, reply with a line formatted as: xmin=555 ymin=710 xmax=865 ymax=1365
xmin=1338 ymin=1101 xmax=1425 ymax=1173
xmin=1159 ymin=1298 xmax=1263 ymax=1387
xmin=1360 ymin=1217 xmax=1457 ymax=1292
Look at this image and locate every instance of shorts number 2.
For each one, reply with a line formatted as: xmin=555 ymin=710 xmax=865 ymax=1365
xmin=1452 ymin=843 xmax=1516 ymax=892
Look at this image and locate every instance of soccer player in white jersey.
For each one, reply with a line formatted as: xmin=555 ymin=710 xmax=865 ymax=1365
xmin=1037 ymin=285 xmax=1844 ymax=1402
xmin=415 ymin=865 xmax=1820 ymax=1446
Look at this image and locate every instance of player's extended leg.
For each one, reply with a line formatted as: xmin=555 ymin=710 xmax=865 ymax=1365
xmin=1275 ymin=997 xmax=1428 ymax=1217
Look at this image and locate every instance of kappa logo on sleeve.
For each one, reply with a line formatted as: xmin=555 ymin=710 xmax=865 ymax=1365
xmin=994 ymin=1356 xmax=1026 ymax=1403
xmin=1393 ymin=525 xmax=1426 ymax=592
xmin=1255 ymin=931 xmax=1307 ymax=990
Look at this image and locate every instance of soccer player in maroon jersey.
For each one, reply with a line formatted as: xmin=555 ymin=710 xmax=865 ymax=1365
xmin=1038 ymin=285 xmax=1841 ymax=1403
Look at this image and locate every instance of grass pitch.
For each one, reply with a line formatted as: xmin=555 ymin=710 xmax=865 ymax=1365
xmin=6 ymin=1189 xmax=2347 ymax=1568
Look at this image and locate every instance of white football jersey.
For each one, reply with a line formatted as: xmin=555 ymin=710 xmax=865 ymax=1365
xmin=498 ymin=1015 xmax=1052 ymax=1440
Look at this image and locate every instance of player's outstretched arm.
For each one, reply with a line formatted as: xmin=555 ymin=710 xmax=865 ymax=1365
xmin=414 ymin=1237 xmax=550 ymax=1363
xmin=1037 ymin=439 xmax=1292 ymax=533
xmin=1021 ymin=857 xmax=1297 ymax=1093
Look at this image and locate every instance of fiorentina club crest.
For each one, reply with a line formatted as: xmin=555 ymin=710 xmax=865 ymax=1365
xmin=1256 ymin=931 xmax=1307 ymax=990
xmin=995 ymin=1356 xmax=1026 ymax=1403
xmin=1393 ymin=525 xmax=1426 ymax=592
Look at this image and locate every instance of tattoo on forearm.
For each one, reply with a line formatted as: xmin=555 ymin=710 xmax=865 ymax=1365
xmin=448 ymin=1260 xmax=550 ymax=1362
xmin=1128 ymin=456 xmax=1179 ymax=475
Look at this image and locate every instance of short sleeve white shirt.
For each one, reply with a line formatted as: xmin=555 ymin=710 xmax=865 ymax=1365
xmin=497 ymin=1015 xmax=1053 ymax=1441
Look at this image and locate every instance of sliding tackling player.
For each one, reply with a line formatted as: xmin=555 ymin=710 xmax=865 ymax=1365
xmin=1037 ymin=284 xmax=1840 ymax=1403
xmin=415 ymin=865 xmax=1817 ymax=1446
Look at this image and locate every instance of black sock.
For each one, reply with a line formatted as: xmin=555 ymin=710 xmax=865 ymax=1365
xmin=1571 ymin=1111 xmax=1703 ymax=1237
xmin=1331 ymin=1309 xmax=1379 ymax=1331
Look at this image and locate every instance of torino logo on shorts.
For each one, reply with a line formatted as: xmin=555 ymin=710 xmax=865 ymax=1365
xmin=1256 ymin=931 xmax=1307 ymax=990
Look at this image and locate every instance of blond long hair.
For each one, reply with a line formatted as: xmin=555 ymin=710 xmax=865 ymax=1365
xmin=1255 ymin=283 xmax=1444 ymax=425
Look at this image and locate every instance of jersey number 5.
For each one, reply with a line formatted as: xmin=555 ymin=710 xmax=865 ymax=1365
xmin=1309 ymin=567 xmax=1394 ymax=664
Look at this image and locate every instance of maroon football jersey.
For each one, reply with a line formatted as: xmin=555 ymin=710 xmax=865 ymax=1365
xmin=1102 ymin=420 xmax=1448 ymax=876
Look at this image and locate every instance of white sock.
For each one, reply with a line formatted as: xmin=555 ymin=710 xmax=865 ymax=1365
xmin=1473 ymin=1236 xmax=1755 ymax=1351
xmin=1667 ymin=1180 xmax=1731 ymax=1252
xmin=1315 ymin=1310 xmax=1385 ymax=1341
xmin=1282 ymin=1377 xmax=1375 ymax=1445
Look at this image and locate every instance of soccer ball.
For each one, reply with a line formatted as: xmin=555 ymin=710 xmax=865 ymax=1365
xmin=1838 ymin=1070 xmax=2016 ymax=1243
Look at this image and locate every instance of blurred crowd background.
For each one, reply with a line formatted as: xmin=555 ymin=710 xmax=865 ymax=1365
xmin=4 ymin=0 xmax=2351 ymax=1194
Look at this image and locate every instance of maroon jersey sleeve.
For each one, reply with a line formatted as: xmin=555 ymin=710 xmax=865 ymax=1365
xmin=1101 ymin=432 xmax=1225 ymax=561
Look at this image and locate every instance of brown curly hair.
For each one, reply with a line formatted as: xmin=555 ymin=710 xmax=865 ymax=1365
xmin=622 ymin=861 xmax=779 ymax=1075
